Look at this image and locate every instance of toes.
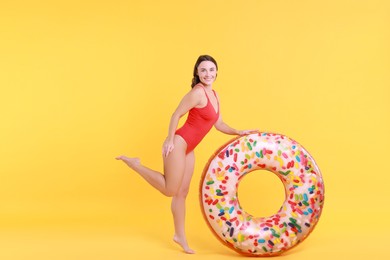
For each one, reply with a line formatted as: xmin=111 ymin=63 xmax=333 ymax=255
xmin=185 ymin=248 xmax=195 ymax=254
xmin=173 ymin=236 xmax=194 ymax=254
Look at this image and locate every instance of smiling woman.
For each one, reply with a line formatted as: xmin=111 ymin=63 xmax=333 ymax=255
xmin=1 ymin=1 xmax=388 ymax=259
xmin=191 ymin=55 xmax=218 ymax=88
xmin=116 ymin=54 xmax=257 ymax=254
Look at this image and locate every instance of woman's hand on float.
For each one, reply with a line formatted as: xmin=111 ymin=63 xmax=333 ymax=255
xmin=238 ymin=129 xmax=259 ymax=136
xmin=162 ymin=138 xmax=175 ymax=157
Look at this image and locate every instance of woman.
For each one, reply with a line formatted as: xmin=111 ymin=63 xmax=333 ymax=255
xmin=116 ymin=55 xmax=256 ymax=254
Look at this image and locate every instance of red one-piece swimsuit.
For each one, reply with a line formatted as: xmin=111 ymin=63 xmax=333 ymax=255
xmin=175 ymin=85 xmax=220 ymax=154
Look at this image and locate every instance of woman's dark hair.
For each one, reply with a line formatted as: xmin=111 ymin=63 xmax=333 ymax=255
xmin=191 ymin=55 xmax=218 ymax=88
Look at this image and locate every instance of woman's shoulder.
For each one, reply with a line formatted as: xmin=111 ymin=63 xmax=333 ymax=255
xmin=183 ymin=85 xmax=207 ymax=104
xmin=192 ymin=83 xmax=205 ymax=90
xmin=190 ymin=84 xmax=205 ymax=95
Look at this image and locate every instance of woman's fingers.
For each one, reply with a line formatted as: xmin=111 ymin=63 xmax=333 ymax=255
xmin=163 ymin=144 xmax=174 ymax=157
xmin=239 ymin=129 xmax=259 ymax=135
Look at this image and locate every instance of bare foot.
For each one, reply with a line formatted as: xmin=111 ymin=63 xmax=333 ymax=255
xmin=173 ymin=235 xmax=195 ymax=254
xmin=115 ymin=155 xmax=140 ymax=170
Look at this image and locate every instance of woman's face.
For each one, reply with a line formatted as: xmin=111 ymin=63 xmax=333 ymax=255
xmin=197 ymin=61 xmax=217 ymax=87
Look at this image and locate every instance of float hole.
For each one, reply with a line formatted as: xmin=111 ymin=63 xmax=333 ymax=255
xmin=237 ymin=170 xmax=286 ymax=218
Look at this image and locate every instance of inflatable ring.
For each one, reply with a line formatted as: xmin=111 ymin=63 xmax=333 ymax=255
xmin=199 ymin=133 xmax=324 ymax=256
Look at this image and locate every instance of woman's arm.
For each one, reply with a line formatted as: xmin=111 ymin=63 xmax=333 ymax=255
xmin=214 ymin=115 xmax=257 ymax=135
xmin=163 ymin=87 xmax=203 ymax=157
xmin=214 ymin=115 xmax=239 ymax=135
xmin=213 ymin=92 xmax=258 ymax=136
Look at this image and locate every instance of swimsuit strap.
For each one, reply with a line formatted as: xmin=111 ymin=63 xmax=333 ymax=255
xmin=195 ymin=84 xmax=219 ymax=113
xmin=197 ymin=84 xmax=215 ymax=102
xmin=212 ymin=90 xmax=219 ymax=105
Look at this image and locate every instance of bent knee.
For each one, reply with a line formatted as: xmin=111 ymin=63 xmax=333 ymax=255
xmin=163 ymin=184 xmax=190 ymax=197
xmin=176 ymin=187 xmax=190 ymax=198
xmin=163 ymin=188 xmax=178 ymax=197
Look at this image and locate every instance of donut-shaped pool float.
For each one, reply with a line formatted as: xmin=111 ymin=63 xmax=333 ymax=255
xmin=200 ymin=132 xmax=324 ymax=256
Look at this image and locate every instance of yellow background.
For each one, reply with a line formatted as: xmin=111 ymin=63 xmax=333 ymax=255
xmin=1 ymin=0 xmax=389 ymax=259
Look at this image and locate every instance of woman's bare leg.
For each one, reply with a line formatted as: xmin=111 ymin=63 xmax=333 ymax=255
xmin=172 ymin=151 xmax=195 ymax=254
xmin=116 ymin=135 xmax=187 ymax=197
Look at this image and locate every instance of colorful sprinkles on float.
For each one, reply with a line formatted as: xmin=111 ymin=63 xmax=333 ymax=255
xmin=199 ymin=132 xmax=325 ymax=256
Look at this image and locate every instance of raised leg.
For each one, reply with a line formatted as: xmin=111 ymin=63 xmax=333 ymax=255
xmin=116 ymin=135 xmax=187 ymax=197
xmin=172 ymin=151 xmax=195 ymax=254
